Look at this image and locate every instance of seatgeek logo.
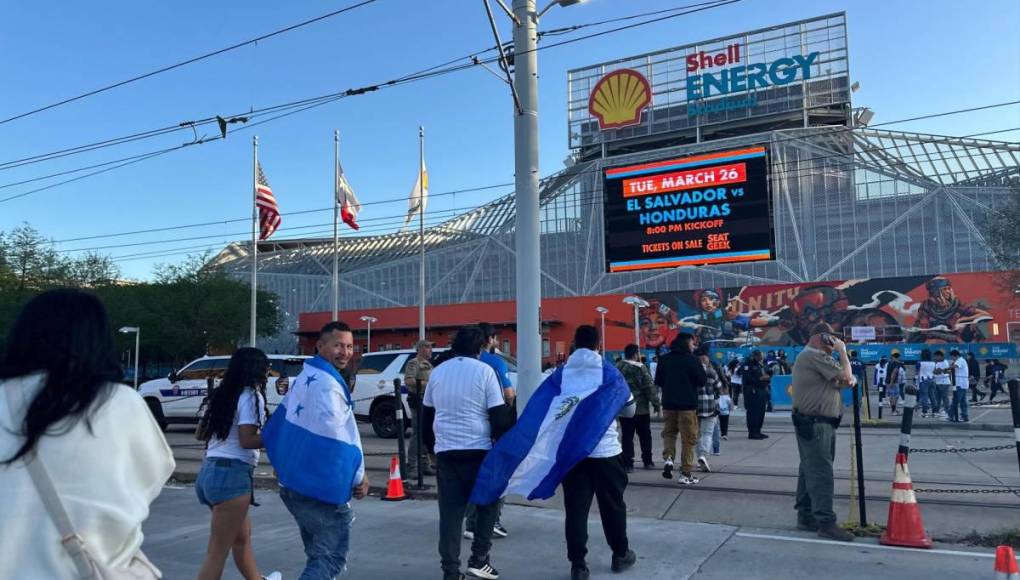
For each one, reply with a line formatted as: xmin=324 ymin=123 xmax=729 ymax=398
xmin=685 ymin=43 xmax=818 ymax=117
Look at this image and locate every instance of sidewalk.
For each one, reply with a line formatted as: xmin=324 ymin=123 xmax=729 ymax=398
xmin=145 ymin=486 xmax=996 ymax=579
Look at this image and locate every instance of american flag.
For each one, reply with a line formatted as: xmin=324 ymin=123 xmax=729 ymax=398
xmin=256 ymin=162 xmax=281 ymax=240
xmin=336 ymin=161 xmax=361 ymax=230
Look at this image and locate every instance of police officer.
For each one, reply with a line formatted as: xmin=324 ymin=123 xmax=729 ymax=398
xmin=404 ymin=339 xmax=437 ymax=476
xmin=742 ymin=350 xmax=771 ymax=439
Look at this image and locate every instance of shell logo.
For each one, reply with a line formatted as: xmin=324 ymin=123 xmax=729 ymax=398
xmin=588 ymin=68 xmax=652 ymax=130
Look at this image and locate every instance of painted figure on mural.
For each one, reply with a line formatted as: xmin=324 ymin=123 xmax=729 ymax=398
xmin=689 ymin=289 xmax=781 ymax=345
xmin=783 ymin=285 xmax=850 ymax=345
xmin=639 ymin=299 xmax=681 ymax=351
xmin=908 ymin=277 xmax=992 ymax=343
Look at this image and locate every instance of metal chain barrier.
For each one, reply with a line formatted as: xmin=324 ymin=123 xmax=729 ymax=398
xmin=913 ymin=488 xmax=1020 ymax=495
xmin=910 ymin=444 xmax=1017 ymax=454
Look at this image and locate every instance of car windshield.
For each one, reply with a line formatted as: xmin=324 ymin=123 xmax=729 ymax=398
xmin=270 ymin=358 xmax=306 ymax=378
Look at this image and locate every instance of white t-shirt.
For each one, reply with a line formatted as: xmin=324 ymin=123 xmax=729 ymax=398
xmin=917 ymin=361 xmax=936 ymax=380
xmin=950 ymin=358 xmax=969 ymax=390
xmin=934 ymin=361 xmax=951 ymax=385
xmin=423 ymin=357 xmax=505 ymax=453
xmin=206 ymin=388 xmax=266 ymax=466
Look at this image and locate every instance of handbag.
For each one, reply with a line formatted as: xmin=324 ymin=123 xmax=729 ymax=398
xmin=5 ymin=384 xmax=162 ymax=579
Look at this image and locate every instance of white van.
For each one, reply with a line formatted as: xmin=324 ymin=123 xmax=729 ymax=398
xmin=138 ymin=354 xmax=308 ymax=431
xmin=355 ymin=348 xmax=521 ymax=439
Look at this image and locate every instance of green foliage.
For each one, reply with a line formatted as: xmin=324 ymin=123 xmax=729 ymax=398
xmin=0 ymin=226 xmax=282 ymax=365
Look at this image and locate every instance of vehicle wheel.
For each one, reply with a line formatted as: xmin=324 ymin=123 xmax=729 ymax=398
xmin=145 ymin=398 xmax=169 ymax=432
xmin=371 ymin=399 xmax=400 ymax=439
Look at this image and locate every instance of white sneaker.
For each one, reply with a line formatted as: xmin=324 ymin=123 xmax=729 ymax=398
xmin=678 ymin=473 xmax=700 ymax=485
xmin=463 ymin=530 xmax=475 ymax=540
xmin=264 ymin=573 xmax=282 ymax=580
xmin=698 ymin=456 xmax=711 ymax=473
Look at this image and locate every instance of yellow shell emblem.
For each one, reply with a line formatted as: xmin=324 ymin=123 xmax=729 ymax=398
xmin=588 ymin=68 xmax=652 ymax=130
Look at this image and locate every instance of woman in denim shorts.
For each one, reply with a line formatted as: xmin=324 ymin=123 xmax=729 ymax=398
xmin=195 ymin=348 xmax=280 ymax=580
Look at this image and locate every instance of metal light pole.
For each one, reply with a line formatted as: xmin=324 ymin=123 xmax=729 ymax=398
xmin=622 ymin=296 xmax=649 ymax=349
xmin=119 ymin=326 xmax=140 ymax=389
xmin=506 ymin=0 xmax=588 ymax=410
xmin=595 ymin=307 xmax=608 ymax=353
xmin=360 ymin=315 xmax=377 ymax=353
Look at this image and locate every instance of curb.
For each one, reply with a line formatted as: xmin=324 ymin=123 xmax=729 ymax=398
xmin=169 ymin=469 xmax=440 ymax=501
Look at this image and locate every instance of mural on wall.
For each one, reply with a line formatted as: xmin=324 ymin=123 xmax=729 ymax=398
xmin=636 ymin=272 xmax=1014 ymax=349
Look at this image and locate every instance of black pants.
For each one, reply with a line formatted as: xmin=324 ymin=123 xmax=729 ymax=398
xmin=562 ymin=455 xmax=630 ymax=564
xmin=436 ymin=451 xmax=499 ymax=574
xmin=989 ymin=380 xmax=1004 ymax=401
xmin=746 ymin=388 xmax=767 ymax=436
xmin=619 ymin=414 xmax=653 ymax=467
xmin=719 ymin=414 xmax=730 ymax=437
xmin=731 ymin=383 xmax=742 ymax=407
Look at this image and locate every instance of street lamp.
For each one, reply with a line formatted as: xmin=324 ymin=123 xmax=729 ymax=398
xmin=119 ymin=326 xmax=140 ymax=390
xmin=359 ymin=315 xmax=377 ymax=353
xmin=595 ymin=307 xmax=608 ymax=354
xmin=488 ymin=0 xmax=588 ymax=410
xmin=622 ymin=296 xmax=649 ymax=349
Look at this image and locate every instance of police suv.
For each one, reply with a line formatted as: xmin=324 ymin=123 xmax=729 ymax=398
xmin=138 ymin=354 xmax=308 ymax=431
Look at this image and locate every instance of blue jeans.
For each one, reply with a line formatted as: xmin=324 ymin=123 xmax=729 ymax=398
xmin=935 ymin=385 xmax=951 ymax=414
xmin=949 ymin=388 xmax=969 ymax=422
xmin=281 ymin=487 xmax=354 ymax=579
xmin=712 ymin=420 xmax=721 ymax=454
xmin=917 ymin=380 xmax=933 ymax=414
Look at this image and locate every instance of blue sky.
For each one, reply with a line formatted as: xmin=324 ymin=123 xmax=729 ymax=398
xmin=2 ymin=0 xmax=1018 ymax=280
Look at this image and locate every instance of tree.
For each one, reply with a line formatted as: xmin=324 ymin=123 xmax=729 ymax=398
xmin=66 ymin=251 xmax=120 ymax=288
xmin=984 ymin=180 xmax=1020 ymax=292
xmin=3 ymin=224 xmax=66 ymax=291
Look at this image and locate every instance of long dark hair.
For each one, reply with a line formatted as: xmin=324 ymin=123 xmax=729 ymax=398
xmin=1 ymin=289 xmax=122 ymax=464
xmin=202 ymin=347 xmax=269 ymax=441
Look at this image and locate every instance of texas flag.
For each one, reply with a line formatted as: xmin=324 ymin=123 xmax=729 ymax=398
xmin=262 ymin=356 xmax=364 ymax=504
xmin=470 ymin=349 xmax=631 ymax=504
xmin=336 ymin=161 xmax=361 ymax=230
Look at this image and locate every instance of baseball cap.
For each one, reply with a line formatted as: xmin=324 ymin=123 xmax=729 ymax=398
xmin=414 ymin=339 xmax=435 ymax=348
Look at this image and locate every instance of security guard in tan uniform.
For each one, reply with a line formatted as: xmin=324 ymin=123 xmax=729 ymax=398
xmin=404 ymin=339 xmax=437 ymax=475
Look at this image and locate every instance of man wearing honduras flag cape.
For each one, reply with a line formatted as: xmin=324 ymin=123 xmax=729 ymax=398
xmin=262 ymin=321 xmax=368 ymax=579
xmin=470 ymin=325 xmax=638 ymax=580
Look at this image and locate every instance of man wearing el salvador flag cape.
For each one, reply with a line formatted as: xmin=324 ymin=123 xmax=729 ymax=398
xmin=262 ymin=321 xmax=368 ymax=579
xmin=471 ymin=325 xmax=639 ymax=580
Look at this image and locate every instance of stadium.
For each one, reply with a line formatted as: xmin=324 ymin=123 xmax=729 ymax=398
xmin=209 ymin=13 xmax=1020 ymax=359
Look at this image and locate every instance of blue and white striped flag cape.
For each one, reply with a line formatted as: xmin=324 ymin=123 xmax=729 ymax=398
xmin=262 ymin=356 xmax=364 ymax=505
xmin=470 ymin=349 xmax=630 ymax=505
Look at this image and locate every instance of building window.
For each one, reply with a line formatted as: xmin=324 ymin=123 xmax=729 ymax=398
xmin=542 ymin=339 xmax=551 ymax=358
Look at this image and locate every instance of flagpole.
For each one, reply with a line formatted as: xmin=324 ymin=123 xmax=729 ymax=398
xmin=333 ymin=130 xmax=340 ymax=322
xmin=418 ymin=126 xmax=425 ymax=341
xmin=250 ymin=135 xmax=258 ymax=347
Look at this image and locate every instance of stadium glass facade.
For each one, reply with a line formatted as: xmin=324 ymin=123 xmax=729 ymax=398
xmin=210 ymin=126 xmax=1020 ymax=354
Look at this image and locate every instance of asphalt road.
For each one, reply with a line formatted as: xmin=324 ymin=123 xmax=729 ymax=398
xmin=164 ymin=406 xmax=1020 ymax=541
xmin=144 ymin=486 xmax=999 ymax=580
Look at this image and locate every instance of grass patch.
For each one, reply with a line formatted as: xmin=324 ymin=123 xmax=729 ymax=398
xmin=957 ymin=529 xmax=1020 ymax=549
xmin=842 ymin=521 xmax=885 ymax=537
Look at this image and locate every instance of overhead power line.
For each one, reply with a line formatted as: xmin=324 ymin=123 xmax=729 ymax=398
xmin=0 ymin=0 xmax=380 ymax=127
xmin=0 ymin=0 xmax=740 ymax=174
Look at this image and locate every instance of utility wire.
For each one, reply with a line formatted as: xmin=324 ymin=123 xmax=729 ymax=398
xmin=0 ymin=0 xmax=380 ymax=126
xmin=0 ymin=0 xmax=740 ymax=173
xmin=54 ymin=122 xmax=1018 ymax=257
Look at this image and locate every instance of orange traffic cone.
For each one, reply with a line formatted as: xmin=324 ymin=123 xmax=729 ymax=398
xmin=879 ymin=452 xmax=932 ymax=548
xmin=382 ymin=455 xmax=407 ymax=501
xmin=995 ymin=545 xmax=1019 ymax=580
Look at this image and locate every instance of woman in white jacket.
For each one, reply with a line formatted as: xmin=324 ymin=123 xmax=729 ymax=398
xmin=0 ymin=289 xmax=175 ymax=578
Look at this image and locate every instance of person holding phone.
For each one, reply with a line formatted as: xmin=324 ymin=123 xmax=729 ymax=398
xmin=790 ymin=323 xmax=856 ymax=542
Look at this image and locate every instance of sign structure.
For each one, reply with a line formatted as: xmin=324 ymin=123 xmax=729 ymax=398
xmin=568 ymin=13 xmax=849 ymax=149
xmin=603 ymin=146 xmax=775 ymax=273
xmin=850 ymin=326 xmax=877 ymax=342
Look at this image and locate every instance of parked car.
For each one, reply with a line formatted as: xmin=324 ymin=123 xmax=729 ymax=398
xmin=354 ymin=348 xmax=523 ymax=438
xmin=138 ymin=354 xmax=308 ymax=431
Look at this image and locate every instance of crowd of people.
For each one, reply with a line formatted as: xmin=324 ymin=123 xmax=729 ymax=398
xmin=2 ymin=289 xmax=1011 ymax=577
